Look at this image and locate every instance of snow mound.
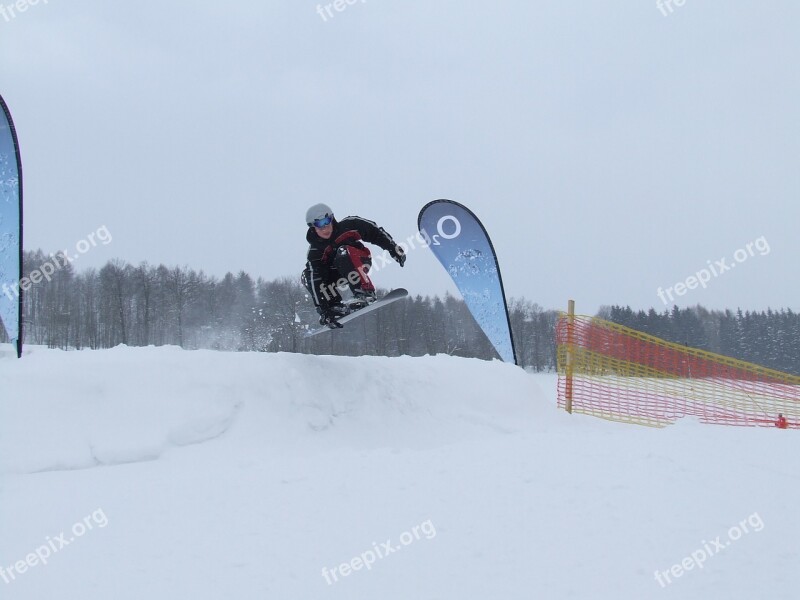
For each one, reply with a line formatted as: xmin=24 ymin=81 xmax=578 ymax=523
xmin=0 ymin=346 xmax=546 ymax=474
xmin=0 ymin=346 xmax=244 ymax=473
xmin=2 ymin=346 xmax=796 ymax=600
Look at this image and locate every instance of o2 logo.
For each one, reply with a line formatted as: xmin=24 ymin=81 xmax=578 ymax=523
xmin=430 ymin=215 xmax=461 ymax=245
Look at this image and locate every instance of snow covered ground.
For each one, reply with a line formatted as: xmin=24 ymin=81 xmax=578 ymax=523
xmin=0 ymin=345 xmax=797 ymax=599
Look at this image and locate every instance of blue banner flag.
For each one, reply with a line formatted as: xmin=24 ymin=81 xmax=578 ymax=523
xmin=418 ymin=199 xmax=516 ymax=364
xmin=0 ymin=95 xmax=23 ymax=358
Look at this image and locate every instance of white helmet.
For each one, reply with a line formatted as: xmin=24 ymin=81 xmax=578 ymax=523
xmin=305 ymin=203 xmax=334 ymax=227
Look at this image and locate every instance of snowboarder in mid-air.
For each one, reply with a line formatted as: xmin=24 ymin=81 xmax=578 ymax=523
xmin=302 ymin=203 xmax=406 ymax=329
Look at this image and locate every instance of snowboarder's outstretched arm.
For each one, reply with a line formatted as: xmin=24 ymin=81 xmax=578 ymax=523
xmin=339 ymin=216 xmax=406 ymax=266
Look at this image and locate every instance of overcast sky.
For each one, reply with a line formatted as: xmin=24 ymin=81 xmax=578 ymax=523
xmin=1 ymin=1 xmax=797 ymax=315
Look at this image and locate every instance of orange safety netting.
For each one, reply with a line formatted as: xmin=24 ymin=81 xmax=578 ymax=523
xmin=555 ymin=315 xmax=800 ymax=428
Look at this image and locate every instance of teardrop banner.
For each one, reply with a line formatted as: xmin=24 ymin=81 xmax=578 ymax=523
xmin=0 ymin=94 xmax=23 ymax=358
xmin=417 ymin=199 xmax=517 ymax=364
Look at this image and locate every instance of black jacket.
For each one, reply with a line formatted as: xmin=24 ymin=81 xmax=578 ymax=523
xmin=305 ymin=216 xmax=399 ymax=308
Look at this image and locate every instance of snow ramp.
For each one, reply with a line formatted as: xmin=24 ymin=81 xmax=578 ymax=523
xmin=0 ymin=346 xmax=551 ymax=474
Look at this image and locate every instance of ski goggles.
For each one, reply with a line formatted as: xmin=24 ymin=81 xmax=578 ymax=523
xmin=312 ymin=214 xmax=333 ymax=228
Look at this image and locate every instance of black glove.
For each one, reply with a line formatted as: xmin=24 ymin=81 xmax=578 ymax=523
xmin=391 ymin=246 xmax=406 ymax=267
xmin=318 ymin=307 xmax=344 ymax=329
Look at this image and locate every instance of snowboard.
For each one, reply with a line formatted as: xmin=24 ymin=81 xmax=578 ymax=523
xmin=303 ymin=288 xmax=409 ymax=338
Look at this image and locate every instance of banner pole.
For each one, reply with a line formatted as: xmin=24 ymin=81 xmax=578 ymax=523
xmin=565 ymin=299 xmax=575 ymax=414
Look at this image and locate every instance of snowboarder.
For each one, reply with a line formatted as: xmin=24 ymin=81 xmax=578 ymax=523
xmin=302 ymin=203 xmax=406 ymax=329
xmin=776 ymin=413 xmax=788 ymax=429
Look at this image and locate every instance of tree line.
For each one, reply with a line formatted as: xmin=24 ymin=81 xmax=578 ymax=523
xmin=2 ymin=251 xmax=557 ymax=369
xmin=3 ymin=251 xmax=797 ymax=375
